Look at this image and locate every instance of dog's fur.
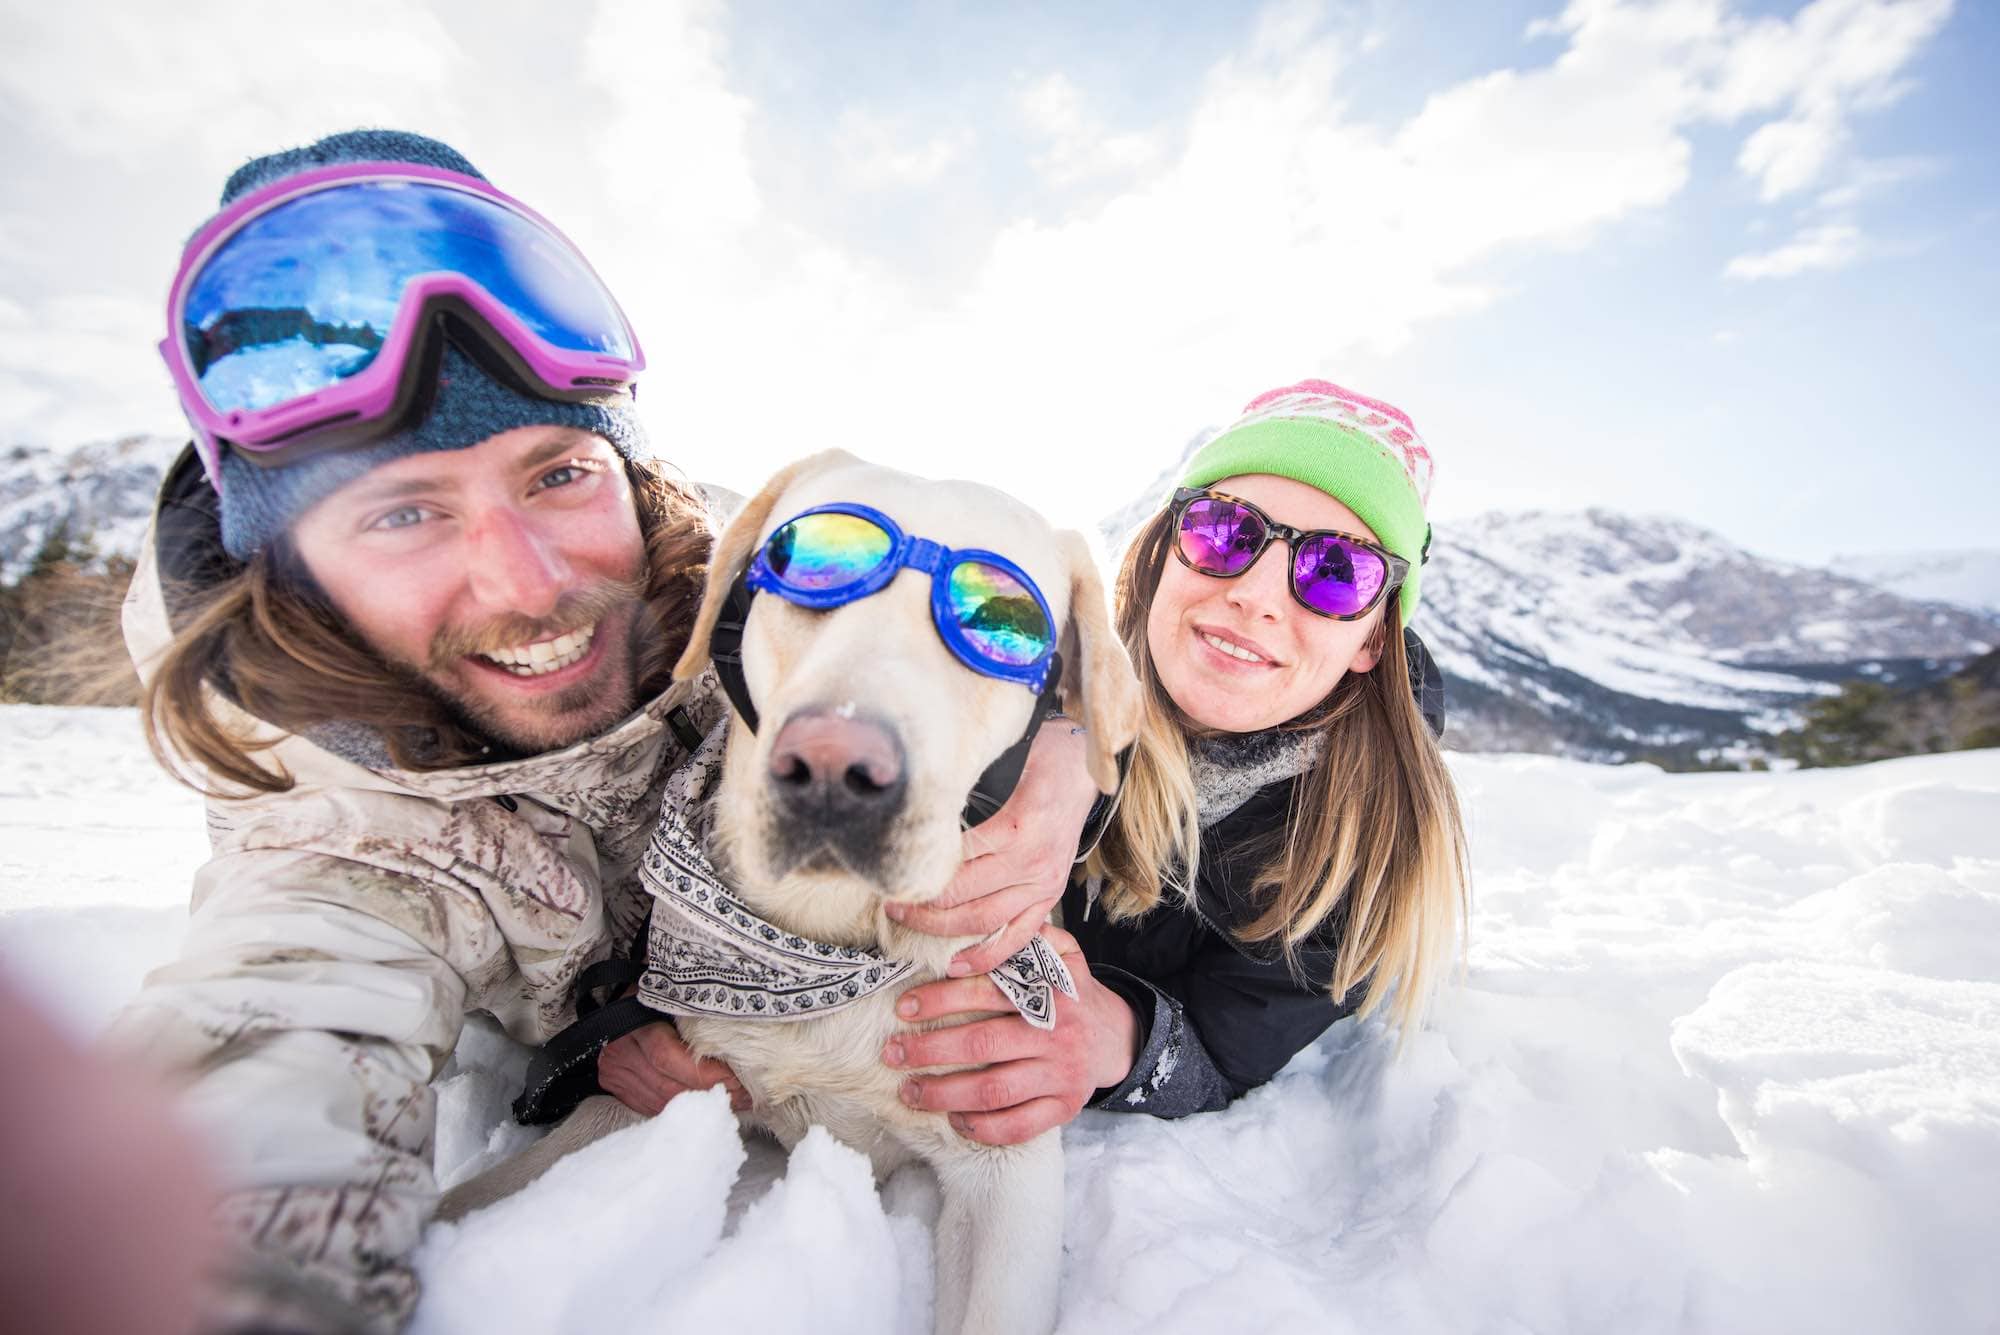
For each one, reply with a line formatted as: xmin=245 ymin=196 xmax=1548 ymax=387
xmin=438 ymin=451 xmax=1143 ymax=1335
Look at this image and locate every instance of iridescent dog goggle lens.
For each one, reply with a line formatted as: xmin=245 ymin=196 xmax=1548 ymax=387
xmin=1172 ymin=487 xmax=1409 ymax=620
xmin=160 ymin=161 xmax=643 ymax=487
xmin=747 ymin=504 xmax=1058 ymax=691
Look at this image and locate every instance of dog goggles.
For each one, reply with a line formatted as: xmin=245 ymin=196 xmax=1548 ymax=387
xmin=160 ymin=161 xmax=644 ymax=487
xmin=1172 ymin=487 xmax=1409 ymax=620
xmin=746 ymin=503 xmax=1059 ymax=693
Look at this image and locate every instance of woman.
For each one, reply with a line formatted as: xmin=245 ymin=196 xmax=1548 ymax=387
xmin=884 ymin=380 xmax=1470 ymax=1136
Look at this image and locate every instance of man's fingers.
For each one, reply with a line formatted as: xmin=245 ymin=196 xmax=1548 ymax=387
xmin=949 ymin=1096 xmax=1074 ymax=1147
xmin=608 ymin=1022 xmax=750 ymax=1111
xmin=949 ymin=899 xmax=1057 ymax=977
xmin=893 ymin=975 xmax=1011 ymax=1022
xmin=883 ymin=1016 xmax=1048 ymax=1072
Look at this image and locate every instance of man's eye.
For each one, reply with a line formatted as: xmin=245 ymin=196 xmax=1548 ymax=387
xmin=536 ymin=459 xmax=604 ymax=492
xmin=372 ymin=506 xmax=428 ymax=531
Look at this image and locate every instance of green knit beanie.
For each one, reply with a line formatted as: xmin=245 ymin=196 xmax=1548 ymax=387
xmin=1178 ymin=379 xmax=1435 ymax=620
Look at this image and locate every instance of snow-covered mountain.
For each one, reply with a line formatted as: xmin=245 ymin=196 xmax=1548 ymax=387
xmin=0 ymin=434 xmax=183 ymax=581
xmin=7 ymin=434 xmax=1996 ymax=765
xmin=1417 ymin=510 xmax=2000 ymax=761
xmin=1835 ymin=548 xmax=2000 ymax=616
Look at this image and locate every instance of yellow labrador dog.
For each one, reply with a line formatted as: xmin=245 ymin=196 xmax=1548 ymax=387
xmin=440 ymin=450 xmax=1142 ymax=1335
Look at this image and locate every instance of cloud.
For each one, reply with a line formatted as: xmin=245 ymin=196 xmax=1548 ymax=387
xmin=831 ymin=111 xmax=974 ymax=188
xmin=0 ymin=0 xmax=468 ymax=174
xmin=1724 ymin=222 xmax=1863 ymax=279
xmin=1706 ymin=0 xmax=1955 ymax=200
xmin=0 ymin=0 xmax=1961 ymax=528
xmin=1015 ymin=74 xmax=1163 ymax=187
xmin=0 ymin=293 xmax=177 ymax=445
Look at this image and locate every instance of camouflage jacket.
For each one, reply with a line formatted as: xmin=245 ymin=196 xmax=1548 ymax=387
xmin=108 ymin=461 xmax=722 ymax=1332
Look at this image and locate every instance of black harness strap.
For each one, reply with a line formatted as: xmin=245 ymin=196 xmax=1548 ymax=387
xmin=511 ymin=956 xmax=655 ymax=1126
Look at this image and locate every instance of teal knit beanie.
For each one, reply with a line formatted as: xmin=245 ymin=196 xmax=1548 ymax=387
xmin=1179 ymin=379 xmax=1435 ymax=620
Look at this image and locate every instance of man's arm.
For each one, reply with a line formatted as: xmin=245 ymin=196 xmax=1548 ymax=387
xmin=108 ymin=845 xmax=498 ymax=1333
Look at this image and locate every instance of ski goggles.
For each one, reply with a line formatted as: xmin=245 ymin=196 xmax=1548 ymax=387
xmin=746 ymin=503 xmax=1059 ymax=692
xmin=160 ymin=161 xmax=644 ymax=486
xmin=1171 ymin=487 xmax=1409 ymax=620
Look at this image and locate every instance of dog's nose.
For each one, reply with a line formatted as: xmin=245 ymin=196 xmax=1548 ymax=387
xmin=767 ymin=709 xmax=907 ymax=843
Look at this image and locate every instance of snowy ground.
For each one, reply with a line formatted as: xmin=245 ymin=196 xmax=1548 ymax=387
xmin=2 ymin=703 xmax=1996 ymax=1334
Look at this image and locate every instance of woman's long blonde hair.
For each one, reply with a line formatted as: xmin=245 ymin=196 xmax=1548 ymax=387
xmin=1086 ymin=503 xmax=1469 ymax=1034
xmin=141 ymin=458 xmax=714 ymax=797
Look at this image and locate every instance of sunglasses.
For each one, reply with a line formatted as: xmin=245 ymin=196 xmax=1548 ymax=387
xmin=1171 ymin=487 xmax=1408 ymax=620
xmin=746 ymin=503 xmax=1059 ymax=692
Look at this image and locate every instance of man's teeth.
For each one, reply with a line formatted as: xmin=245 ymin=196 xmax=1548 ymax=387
xmin=478 ymin=624 xmax=597 ymax=676
xmin=1200 ymin=631 xmax=1264 ymax=663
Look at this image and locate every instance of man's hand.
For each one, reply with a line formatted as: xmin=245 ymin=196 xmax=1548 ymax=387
xmin=885 ymin=720 xmax=1099 ymax=976
xmin=881 ymin=926 xmax=1139 ymax=1145
xmin=599 ymin=1020 xmax=749 ymax=1115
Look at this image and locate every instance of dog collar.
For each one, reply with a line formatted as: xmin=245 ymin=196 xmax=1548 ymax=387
xmin=634 ymin=720 xmax=1075 ymax=1029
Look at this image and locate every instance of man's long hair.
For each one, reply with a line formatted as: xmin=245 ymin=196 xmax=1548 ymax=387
xmin=1085 ymin=504 xmax=1470 ymax=1035
xmin=141 ymin=458 xmax=713 ymax=796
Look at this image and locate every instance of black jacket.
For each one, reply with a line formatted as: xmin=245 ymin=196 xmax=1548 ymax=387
xmin=1064 ymin=627 xmax=1445 ymax=1118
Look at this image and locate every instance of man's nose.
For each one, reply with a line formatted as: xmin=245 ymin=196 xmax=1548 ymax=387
xmin=464 ymin=508 xmax=571 ymax=618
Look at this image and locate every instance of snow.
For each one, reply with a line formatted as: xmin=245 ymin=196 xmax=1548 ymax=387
xmin=2 ymin=702 xmax=1997 ymax=1333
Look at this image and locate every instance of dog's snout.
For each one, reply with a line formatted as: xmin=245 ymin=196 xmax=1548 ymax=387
xmin=767 ymin=710 xmax=907 ymax=864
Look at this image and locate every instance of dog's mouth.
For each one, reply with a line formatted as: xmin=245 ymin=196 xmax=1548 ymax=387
xmin=766 ymin=830 xmax=886 ymax=884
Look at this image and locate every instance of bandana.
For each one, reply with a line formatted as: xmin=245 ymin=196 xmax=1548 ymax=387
xmin=635 ymin=720 xmax=1076 ymax=1029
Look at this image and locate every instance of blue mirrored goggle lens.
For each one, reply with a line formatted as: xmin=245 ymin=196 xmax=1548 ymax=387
xmin=181 ymin=179 xmax=633 ymax=414
xmin=763 ymin=512 xmax=895 ymax=591
xmin=947 ymin=560 xmax=1053 ymax=667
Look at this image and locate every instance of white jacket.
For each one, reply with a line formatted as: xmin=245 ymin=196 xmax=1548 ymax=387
xmin=110 ymin=494 xmax=720 ymax=1331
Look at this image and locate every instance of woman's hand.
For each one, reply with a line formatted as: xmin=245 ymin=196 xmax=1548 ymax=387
xmin=882 ymin=926 xmax=1140 ymax=1145
xmin=885 ymin=720 xmax=1099 ymax=977
xmin=599 ymin=1020 xmax=750 ymax=1115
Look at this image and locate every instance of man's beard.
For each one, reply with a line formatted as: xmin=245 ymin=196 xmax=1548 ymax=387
xmin=406 ymin=573 xmax=654 ymax=760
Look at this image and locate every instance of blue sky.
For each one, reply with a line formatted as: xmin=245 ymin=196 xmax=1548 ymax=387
xmin=0 ymin=0 xmax=1992 ymax=565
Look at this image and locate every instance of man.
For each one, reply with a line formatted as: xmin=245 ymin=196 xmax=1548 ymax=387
xmin=116 ymin=130 xmax=1096 ymax=1332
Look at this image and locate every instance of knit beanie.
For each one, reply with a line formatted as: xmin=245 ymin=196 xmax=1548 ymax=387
xmin=206 ymin=129 xmax=649 ymax=560
xmin=1178 ymin=380 xmax=1434 ymax=620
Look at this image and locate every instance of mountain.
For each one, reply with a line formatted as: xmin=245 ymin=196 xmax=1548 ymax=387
xmin=1416 ymin=510 xmax=1999 ymax=763
xmin=1834 ymin=549 xmax=2000 ymax=616
xmin=0 ymin=434 xmax=184 ymax=582
xmin=6 ymin=435 xmax=1996 ymax=766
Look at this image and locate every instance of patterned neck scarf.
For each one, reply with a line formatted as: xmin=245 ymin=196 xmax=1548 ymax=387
xmin=635 ymin=720 xmax=1074 ymax=1030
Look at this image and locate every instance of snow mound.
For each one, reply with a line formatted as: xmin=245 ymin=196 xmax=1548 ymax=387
xmin=5 ymin=705 xmax=1999 ymax=1332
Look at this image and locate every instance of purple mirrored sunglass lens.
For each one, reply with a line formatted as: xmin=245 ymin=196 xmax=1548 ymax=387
xmin=1178 ymin=498 xmax=1265 ymax=574
xmin=1294 ymin=535 xmax=1387 ymax=616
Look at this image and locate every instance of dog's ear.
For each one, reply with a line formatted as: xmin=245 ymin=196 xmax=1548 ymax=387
xmin=1054 ymin=529 xmax=1143 ymax=794
xmin=673 ymin=449 xmax=861 ymax=682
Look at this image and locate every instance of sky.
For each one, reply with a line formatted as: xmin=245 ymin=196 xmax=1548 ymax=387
xmin=0 ymin=0 xmax=1993 ymax=565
